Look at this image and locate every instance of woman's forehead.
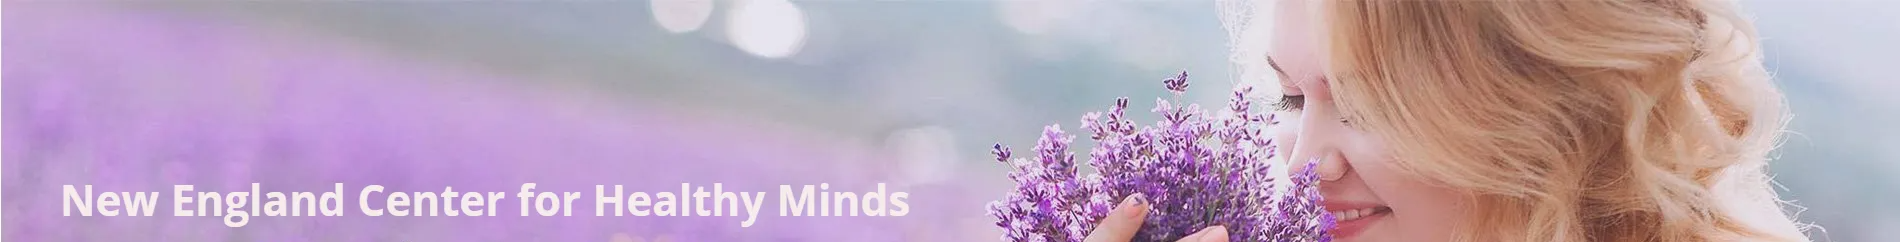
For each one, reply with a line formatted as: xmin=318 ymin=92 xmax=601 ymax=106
xmin=1268 ymin=0 xmax=1328 ymax=94
xmin=1268 ymin=48 xmax=1325 ymax=92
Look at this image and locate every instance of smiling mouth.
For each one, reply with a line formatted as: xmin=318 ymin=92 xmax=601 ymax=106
xmin=1331 ymin=206 xmax=1391 ymax=222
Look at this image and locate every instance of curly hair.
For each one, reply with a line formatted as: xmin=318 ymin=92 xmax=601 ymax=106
xmin=1317 ymin=1 xmax=1813 ymax=241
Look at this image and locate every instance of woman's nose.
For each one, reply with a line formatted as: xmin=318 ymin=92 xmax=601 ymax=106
xmin=1288 ymin=119 xmax=1349 ymax=182
xmin=1288 ymin=148 xmax=1347 ymax=182
xmin=1308 ymin=152 xmax=1347 ymax=181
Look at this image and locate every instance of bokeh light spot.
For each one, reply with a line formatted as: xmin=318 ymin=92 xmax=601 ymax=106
xmin=652 ymin=0 xmax=715 ymax=34
xmin=727 ymin=0 xmax=808 ymax=59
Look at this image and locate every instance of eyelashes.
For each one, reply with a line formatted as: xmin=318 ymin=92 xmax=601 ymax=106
xmin=1271 ymin=95 xmax=1352 ymax=127
xmin=1272 ymin=95 xmax=1305 ymax=112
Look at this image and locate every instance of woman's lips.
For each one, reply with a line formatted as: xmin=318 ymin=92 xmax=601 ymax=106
xmin=1324 ymin=201 xmax=1392 ymax=239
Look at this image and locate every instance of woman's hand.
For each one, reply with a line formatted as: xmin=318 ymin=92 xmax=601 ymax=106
xmin=1082 ymin=194 xmax=1230 ymax=242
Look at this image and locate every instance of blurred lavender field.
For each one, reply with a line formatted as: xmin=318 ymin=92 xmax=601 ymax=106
xmin=4 ymin=2 xmax=985 ymax=241
xmin=4 ymin=1 xmax=1898 ymax=241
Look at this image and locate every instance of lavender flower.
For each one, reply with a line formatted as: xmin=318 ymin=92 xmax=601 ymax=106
xmin=988 ymin=71 xmax=1335 ymax=242
xmin=1163 ymin=71 xmax=1190 ymax=94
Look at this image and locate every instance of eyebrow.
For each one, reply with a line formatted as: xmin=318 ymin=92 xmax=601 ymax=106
xmin=1266 ymin=55 xmax=1287 ymax=76
xmin=1266 ymin=55 xmax=1318 ymax=92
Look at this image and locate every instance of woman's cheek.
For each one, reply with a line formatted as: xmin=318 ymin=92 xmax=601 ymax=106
xmin=1351 ymin=158 xmax=1463 ymax=240
xmin=1341 ymin=133 xmax=1462 ymax=241
xmin=1273 ymin=112 xmax=1303 ymax=157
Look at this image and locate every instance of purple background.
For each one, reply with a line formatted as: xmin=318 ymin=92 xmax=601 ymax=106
xmin=4 ymin=3 xmax=988 ymax=241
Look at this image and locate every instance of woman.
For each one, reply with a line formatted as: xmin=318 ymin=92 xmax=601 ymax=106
xmin=1086 ymin=0 xmax=1814 ymax=241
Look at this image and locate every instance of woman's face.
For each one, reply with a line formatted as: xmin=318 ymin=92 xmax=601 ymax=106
xmin=1269 ymin=1 xmax=1464 ymax=241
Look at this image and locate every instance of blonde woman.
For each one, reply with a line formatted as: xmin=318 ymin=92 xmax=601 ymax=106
xmin=1085 ymin=0 xmax=1814 ymax=241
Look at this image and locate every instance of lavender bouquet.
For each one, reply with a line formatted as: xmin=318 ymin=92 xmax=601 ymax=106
xmin=987 ymin=71 xmax=1335 ymax=242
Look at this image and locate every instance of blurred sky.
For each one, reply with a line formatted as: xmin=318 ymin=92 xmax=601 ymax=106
xmin=7 ymin=0 xmax=1899 ymax=241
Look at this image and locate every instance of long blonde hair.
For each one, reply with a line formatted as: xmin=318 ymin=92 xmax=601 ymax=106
xmin=1317 ymin=0 xmax=1811 ymax=241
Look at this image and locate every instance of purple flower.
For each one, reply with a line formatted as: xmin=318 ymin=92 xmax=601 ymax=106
xmin=1162 ymin=71 xmax=1190 ymax=94
xmin=990 ymin=71 xmax=1334 ymax=242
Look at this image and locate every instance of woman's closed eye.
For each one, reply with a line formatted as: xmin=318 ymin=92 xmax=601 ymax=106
xmin=1273 ymin=94 xmax=1354 ymax=128
xmin=1273 ymin=95 xmax=1306 ymax=111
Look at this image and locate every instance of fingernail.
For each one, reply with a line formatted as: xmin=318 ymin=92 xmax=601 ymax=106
xmin=1199 ymin=226 xmax=1229 ymax=242
xmin=1120 ymin=193 xmax=1147 ymax=208
xmin=1117 ymin=193 xmax=1149 ymax=219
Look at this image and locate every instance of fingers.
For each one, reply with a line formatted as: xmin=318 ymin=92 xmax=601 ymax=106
xmin=1176 ymin=226 xmax=1229 ymax=242
xmin=1080 ymin=194 xmax=1228 ymax=242
xmin=1083 ymin=194 xmax=1149 ymax=242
